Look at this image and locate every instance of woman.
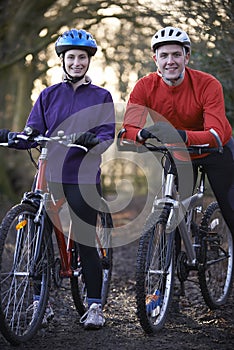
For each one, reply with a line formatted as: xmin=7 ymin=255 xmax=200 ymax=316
xmin=0 ymin=28 xmax=115 ymax=329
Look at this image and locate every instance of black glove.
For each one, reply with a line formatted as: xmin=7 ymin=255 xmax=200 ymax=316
xmin=140 ymin=121 xmax=187 ymax=143
xmin=8 ymin=132 xmax=19 ymax=147
xmin=0 ymin=129 xmax=10 ymax=143
xmin=74 ymin=132 xmax=99 ymax=148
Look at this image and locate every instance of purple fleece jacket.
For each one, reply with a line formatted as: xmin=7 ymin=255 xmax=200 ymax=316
xmin=16 ymin=81 xmax=115 ymax=184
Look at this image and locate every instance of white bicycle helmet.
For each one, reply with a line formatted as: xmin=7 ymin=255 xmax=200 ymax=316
xmin=151 ymin=26 xmax=191 ymax=53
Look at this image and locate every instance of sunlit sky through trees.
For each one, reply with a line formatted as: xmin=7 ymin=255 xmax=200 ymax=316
xmin=31 ymin=0 xmax=164 ymax=104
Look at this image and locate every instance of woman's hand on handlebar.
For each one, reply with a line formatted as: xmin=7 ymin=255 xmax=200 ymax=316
xmin=0 ymin=129 xmax=10 ymax=143
xmin=0 ymin=130 xmax=22 ymax=147
xmin=73 ymin=132 xmax=99 ymax=148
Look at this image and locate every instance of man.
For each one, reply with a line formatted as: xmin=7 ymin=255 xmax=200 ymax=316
xmin=122 ymin=26 xmax=234 ymax=236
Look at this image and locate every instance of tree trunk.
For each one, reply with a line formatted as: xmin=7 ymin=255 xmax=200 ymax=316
xmin=0 ymin=59 xmax=37 ymax=199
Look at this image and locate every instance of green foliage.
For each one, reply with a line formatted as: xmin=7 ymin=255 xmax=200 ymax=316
xmin=174 ymin=0 xmax=234 ymax=123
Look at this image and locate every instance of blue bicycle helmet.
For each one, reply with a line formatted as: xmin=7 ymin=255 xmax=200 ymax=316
xmin=55 ymin=28 xmax=97 ymax=56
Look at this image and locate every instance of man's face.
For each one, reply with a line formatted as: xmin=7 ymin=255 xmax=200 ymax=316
xmin=153 ymin=44 xmax=190 ymax=82
xmin=63 ymin=49 xmax=90 ymax=78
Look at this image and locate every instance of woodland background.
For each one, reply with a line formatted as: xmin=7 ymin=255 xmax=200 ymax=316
xmin=0 ymin=0 xmax=233 ymax=203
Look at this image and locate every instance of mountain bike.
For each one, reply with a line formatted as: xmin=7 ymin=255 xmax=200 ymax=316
xmin=117 ymin=129 xmax=233 ymax=334
xmin=0 ymin=130 xmax=113 ymax=345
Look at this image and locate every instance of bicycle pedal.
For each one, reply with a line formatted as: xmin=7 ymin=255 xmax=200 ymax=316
xmin=101 ymin=257 xmax=110 ymax=269
xmin=146 ymin=290 xmax=161 ymax=315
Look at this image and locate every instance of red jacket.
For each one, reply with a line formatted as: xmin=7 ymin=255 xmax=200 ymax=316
xmin=123 ymin=67 xmax=232 ymax=152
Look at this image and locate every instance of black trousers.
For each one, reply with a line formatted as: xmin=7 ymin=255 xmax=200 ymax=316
xmin=192 ymin=138 xmax=234 ymax=236
xmin=49 ymin=182 xmax=103 ymax=299
xmin=174 ymin=137 xmax=234 ymax=236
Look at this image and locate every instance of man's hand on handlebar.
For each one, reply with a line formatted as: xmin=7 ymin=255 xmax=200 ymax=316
xmin=139 ymin=121 xmax=187 ymax=144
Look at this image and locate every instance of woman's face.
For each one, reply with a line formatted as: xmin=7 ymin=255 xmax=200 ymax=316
xmin=63 ymin=49 xmax=90 ymax=79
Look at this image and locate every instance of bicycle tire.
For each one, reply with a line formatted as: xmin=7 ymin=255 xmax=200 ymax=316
xmin=70 ymin=198 xmax=113 ymax=315
xmin=198 ymin=202 xmax=234 ymax=309
xmin=135 ymin=211 xmax=175 ymax=334
xmin=0 ymin=203 xmax=51 ymax=345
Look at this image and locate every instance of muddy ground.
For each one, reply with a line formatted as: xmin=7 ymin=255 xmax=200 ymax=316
xmin=0 ymin=196 xmax=233 ymax=350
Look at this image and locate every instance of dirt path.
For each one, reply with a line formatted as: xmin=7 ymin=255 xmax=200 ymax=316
xmin=0 ymin=197 xmax=233 ymax=349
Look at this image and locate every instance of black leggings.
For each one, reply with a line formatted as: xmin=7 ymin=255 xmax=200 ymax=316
xmin=174 ymin=138 xmax=234 ymax=236
xmin=171 ymin=138 xmax=234 ymax=263
xmin=49 ymin=182 xmax=103 ymax=299
xmin=192 ymin=138 xmax=234 ymax=236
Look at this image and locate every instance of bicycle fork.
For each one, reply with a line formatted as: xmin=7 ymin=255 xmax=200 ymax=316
xmin=153 ymin=172 xmax=204 ymax=267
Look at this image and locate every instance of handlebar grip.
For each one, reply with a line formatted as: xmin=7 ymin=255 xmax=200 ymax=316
xmin=209 ymin=128 xmax=223 ymax=153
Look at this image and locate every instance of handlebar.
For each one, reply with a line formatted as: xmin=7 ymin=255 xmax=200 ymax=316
xmin=117 ymin=128 xmax=223 ymax=155
xmin=0 ymin=130 xmax=101 ymax=152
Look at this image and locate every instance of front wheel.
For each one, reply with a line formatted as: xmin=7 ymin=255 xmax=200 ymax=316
xmin=0 ymin=203 xmax=51 ymax=345
xmin=70 ymin=198 xmax=113 ymax=315
xmin=135 ymin=211 xmax=175 ymax=334
xmin=198 ymin=202 xmax=233 ymax=309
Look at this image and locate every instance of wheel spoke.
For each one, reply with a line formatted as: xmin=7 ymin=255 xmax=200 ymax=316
xmin=0 ymin=204 xmax=50 ymax=345
xmin=199 ymin=202 xmax=233 ymax=308
xmin=136 ymin=211 xmax=175 ymax=334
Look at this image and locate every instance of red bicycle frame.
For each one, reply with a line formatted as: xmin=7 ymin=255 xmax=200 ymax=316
xmin=35 ymin=144 xmax=75 ymax=278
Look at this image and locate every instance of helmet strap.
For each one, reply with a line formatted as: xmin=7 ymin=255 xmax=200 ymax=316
xmin=157 ymin=69 xmax=185 ymax=86
xmin=64 ymin=73 xmax=86 ymax=83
